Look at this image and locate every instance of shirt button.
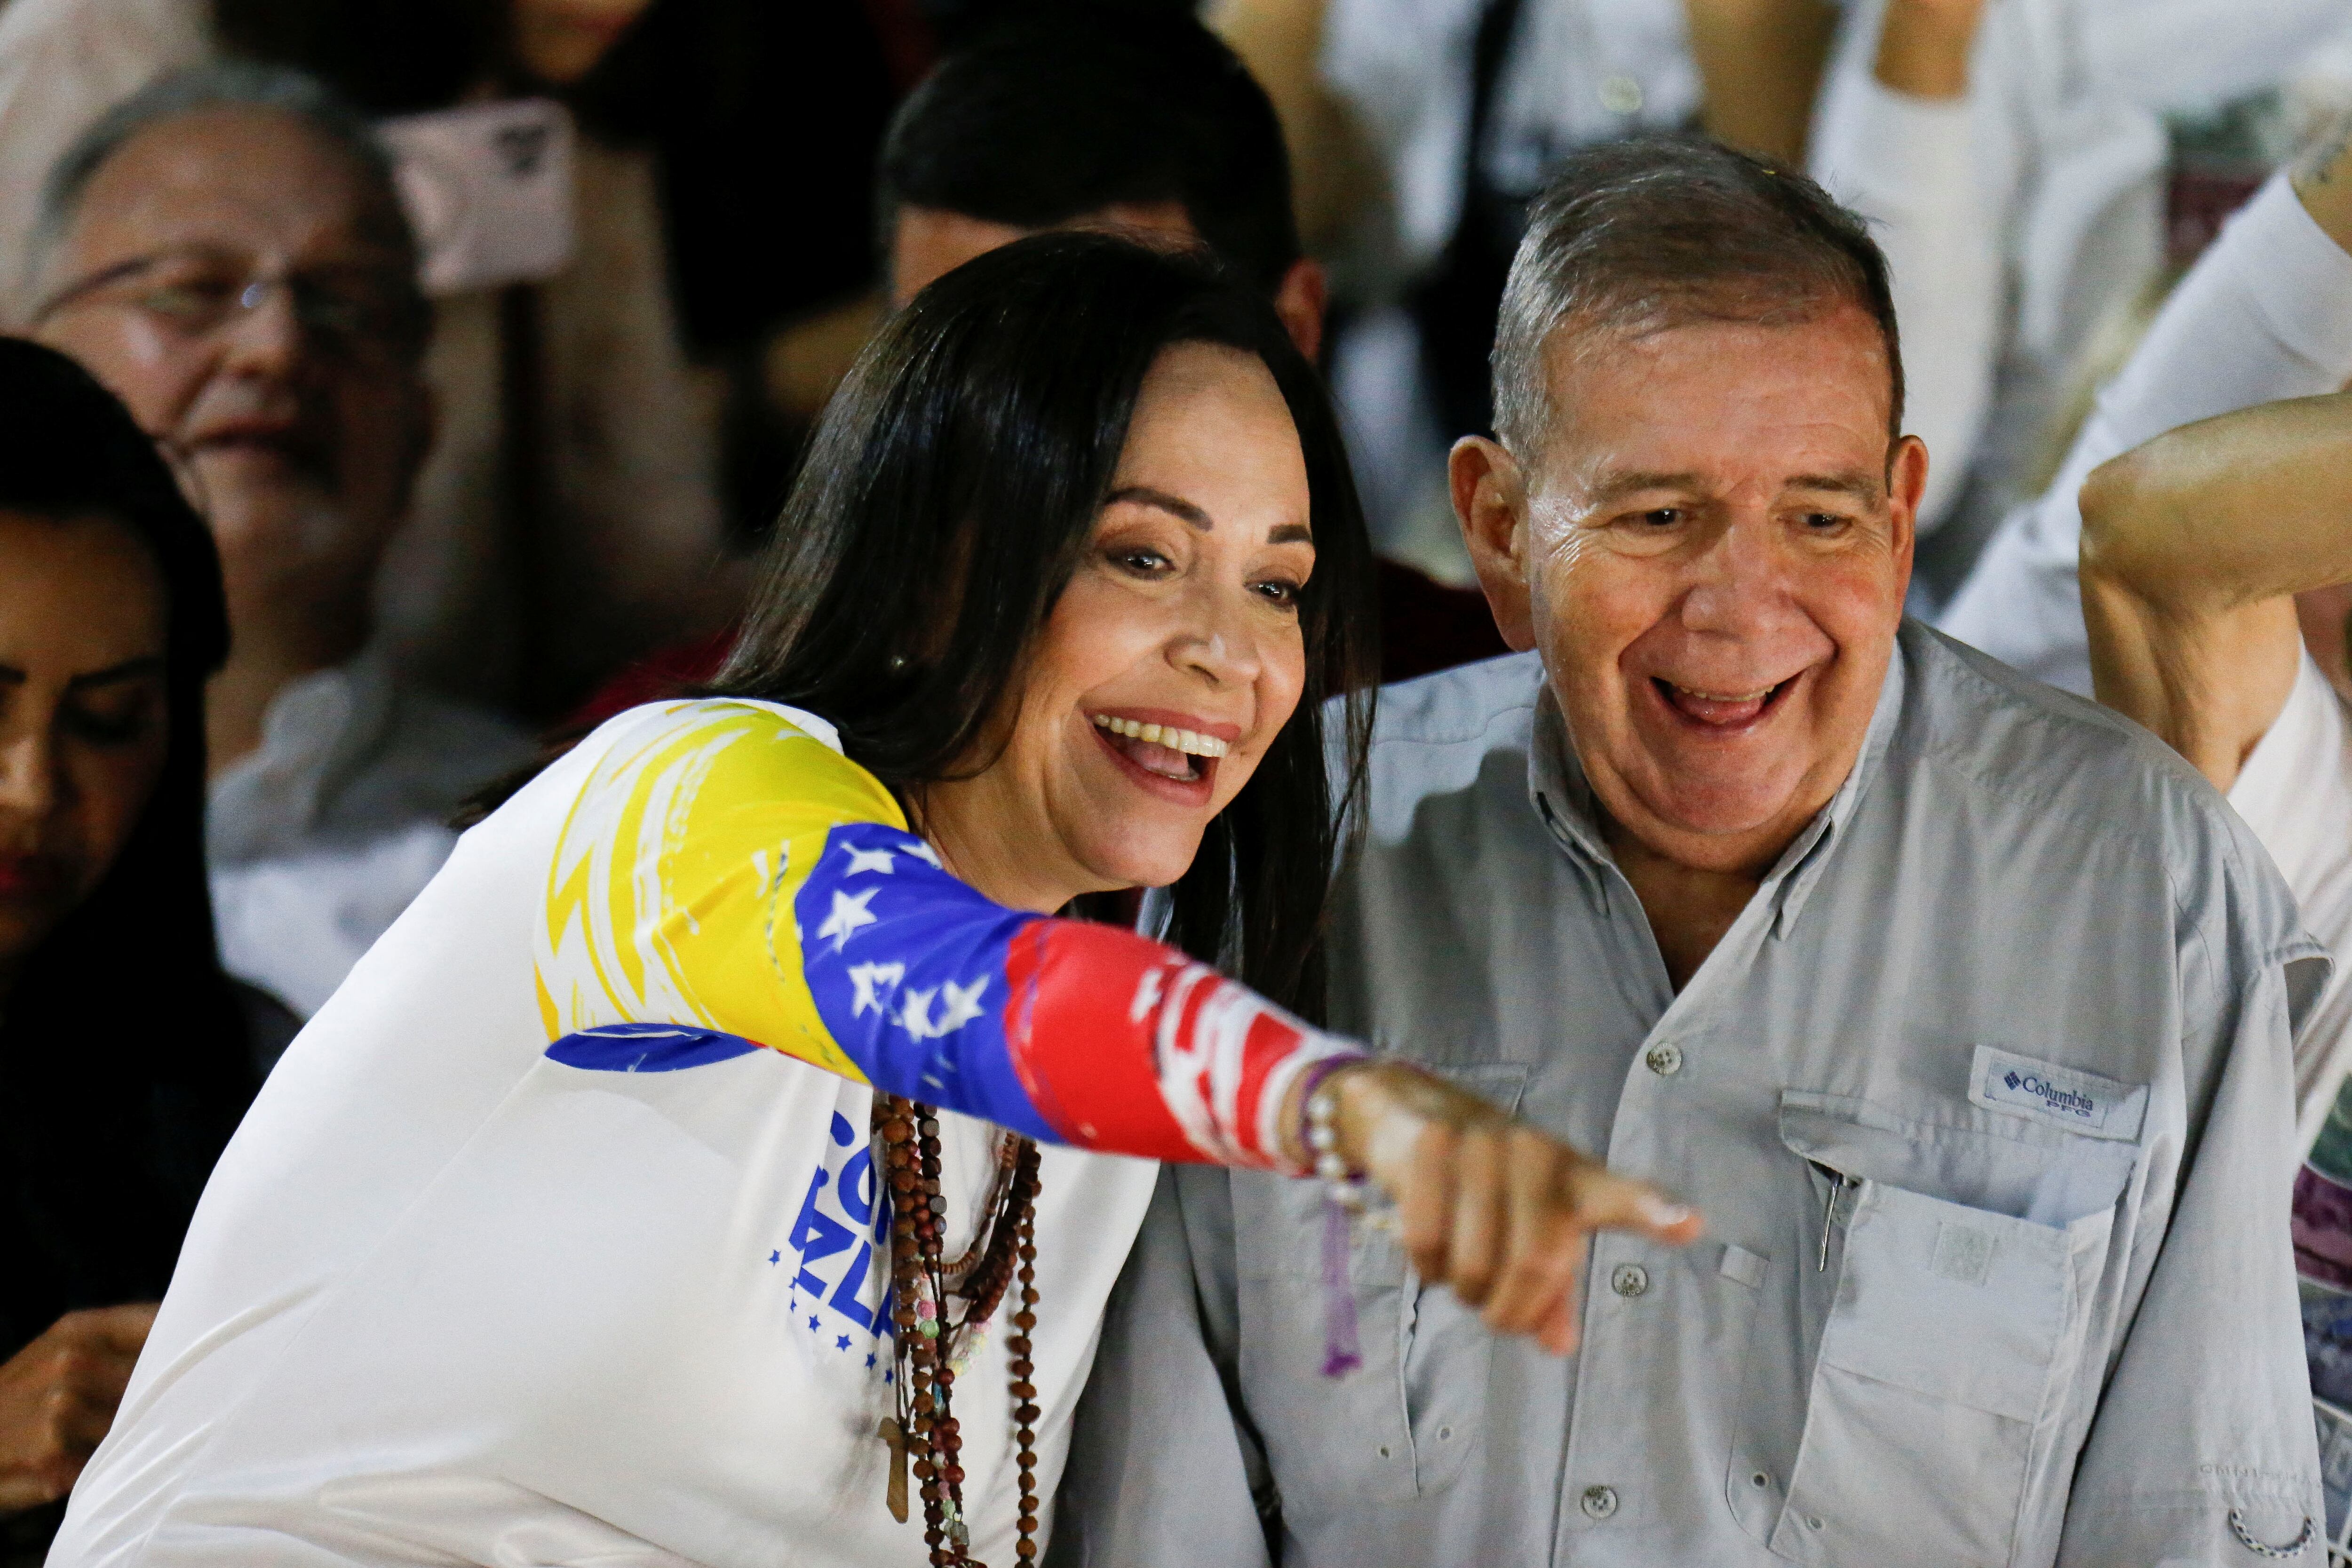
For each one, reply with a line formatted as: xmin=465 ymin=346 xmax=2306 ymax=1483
xmin=1599 ymin=73 xmax=1644 ymax=115
xmin=1645 ymin=1043 xmax=1683 ymax=1077
xmin=1610 ymin=1263 xmax=1649 ymax=1298
xmin=1580 ymin=1485 xmax=1619 ymax=1520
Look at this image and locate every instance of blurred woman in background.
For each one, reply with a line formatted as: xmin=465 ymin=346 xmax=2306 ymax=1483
xmin=0 ymin=340 xmax=263 ymax=1566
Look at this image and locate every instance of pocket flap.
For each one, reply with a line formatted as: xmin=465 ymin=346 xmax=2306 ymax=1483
xmin=1431 ymin=1060 xmax=1530 ymax=1112
xmin=1780 ymin=1090 xmax=2135 ymax=1227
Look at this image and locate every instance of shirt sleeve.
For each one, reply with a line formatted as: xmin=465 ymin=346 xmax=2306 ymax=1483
xmin=1939 ymin=172 xmax=2352 ymax=695
xmin=2055 ymin=849 xmax=2329 ymax=1561
xmin=533 ymin=701 xmax=1358 ymax=1168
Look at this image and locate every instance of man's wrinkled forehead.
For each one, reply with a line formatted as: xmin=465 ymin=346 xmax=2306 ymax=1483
xmin=64 ymin=106 xmax=406 ymax=266
xmin=1533 ymin=306 xmax=1899 ymax=489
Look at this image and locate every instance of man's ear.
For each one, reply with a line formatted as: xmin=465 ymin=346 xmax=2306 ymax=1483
xmin=1450 ymin=435 xmax=1537 ymax=652
xmin=1272 ymin=258 xmax=1327 ymax=363
xmin=1887 ymin=432 xmax=1926 ymax=581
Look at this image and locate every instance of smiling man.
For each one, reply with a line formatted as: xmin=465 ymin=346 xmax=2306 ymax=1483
xmin=28 ymin=64 xmax=529 ymax=1021
xmin=1056 ymin=137 xmax=2329 ymax=1567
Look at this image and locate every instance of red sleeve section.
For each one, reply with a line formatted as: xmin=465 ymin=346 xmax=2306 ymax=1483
xmin=999 ymin=918 xmax=1360 ymax=1169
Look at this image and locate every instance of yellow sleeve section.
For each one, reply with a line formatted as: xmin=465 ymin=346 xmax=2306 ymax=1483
xmin=533 ymin=701 xmax=906 ymax=1083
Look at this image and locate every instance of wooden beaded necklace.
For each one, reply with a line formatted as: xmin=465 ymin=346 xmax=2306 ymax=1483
xmin=875 ymin=1093 xmax=1043 ymax=1566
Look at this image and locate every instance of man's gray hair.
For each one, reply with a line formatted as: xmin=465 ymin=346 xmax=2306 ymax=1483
xmin=32 ymin=61 xmax=421 ymax=299
xmin=1490 ymin=135 xmax=1904 ymax=463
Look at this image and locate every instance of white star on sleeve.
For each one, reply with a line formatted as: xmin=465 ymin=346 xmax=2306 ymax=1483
xmin=843 ymin=844 xmax=898 ymax=876
xmin=903 ymin=840 xmax=942 ymax=869
xmin=816 ymin=887 xmax=880 ymax=950
xmin=847 ymin=962 xmax=906 ymax=1016
xmin=933 ymin=976 xmax=987 ymax=1035
xmin=898 ymin=987 xmax=939 ymax=1038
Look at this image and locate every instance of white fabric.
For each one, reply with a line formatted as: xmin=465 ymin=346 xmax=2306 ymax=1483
xmin=2231 ymin=652 xmax=2352 ymax=1153
xmin=53 ymin=708 xmax=1164 ymax=1568
xmin=1810 ymin=69 xmax=1999 ymax=532
xmin=1937 ymin=171 xmax=2352 ymax=695
xmin=1809 ymin=0 xmax=2349 ymax=542
xmin=207 ymin=652 xmax=530 ymax=1017
xmin=1319 ymin=0 xmax=1699 ymax=284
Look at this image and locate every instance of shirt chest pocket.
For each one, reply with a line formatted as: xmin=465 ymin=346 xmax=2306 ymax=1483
xmin=1748 ymin=1094 xmax=2133 ymax=1568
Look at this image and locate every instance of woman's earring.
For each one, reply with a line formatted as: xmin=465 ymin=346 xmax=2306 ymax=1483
xmin=888 ymin=653 xmax=910 ymax=673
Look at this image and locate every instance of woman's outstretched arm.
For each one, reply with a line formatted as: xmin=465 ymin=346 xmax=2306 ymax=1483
xmin=538 ymin=702 xmax=1699 ymax=1352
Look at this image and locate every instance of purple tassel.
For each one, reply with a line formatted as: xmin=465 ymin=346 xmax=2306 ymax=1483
xmin=1320 ymin=1194 xmax=1363 ymax=1377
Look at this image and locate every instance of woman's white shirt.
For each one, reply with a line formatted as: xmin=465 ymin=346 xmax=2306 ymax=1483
xmin=48 ymin=708 xmax=1163 ymax=1568
xmin=2230 ymin=652 xmax=2352 ymax=1153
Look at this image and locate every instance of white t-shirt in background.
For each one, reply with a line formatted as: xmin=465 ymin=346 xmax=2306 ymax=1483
xmin=2229 ymin=650 xmax=2352 ymax=1152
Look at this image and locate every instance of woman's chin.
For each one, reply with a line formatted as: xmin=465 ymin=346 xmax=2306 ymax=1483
xmin=1075 ymin=825 xmax=1207 ymax=897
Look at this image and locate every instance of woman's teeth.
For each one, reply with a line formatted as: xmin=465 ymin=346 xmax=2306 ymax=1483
xmin=1089 ymin=714 xmax=1230 ymax=759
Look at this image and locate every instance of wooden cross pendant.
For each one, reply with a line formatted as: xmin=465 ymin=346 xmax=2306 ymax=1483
xmin=879 ymin=1416 xmax=910 ymax=1523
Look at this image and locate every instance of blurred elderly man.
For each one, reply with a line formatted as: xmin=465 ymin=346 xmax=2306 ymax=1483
xmin=29 ymin=64 xmax=528 ymax=1022
xmin=1056 ymin=137 xmax=2325 ymax=1567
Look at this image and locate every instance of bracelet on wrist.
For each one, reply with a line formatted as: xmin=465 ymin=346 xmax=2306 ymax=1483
xmin=1305 ymin=1072 xmax=1372 ymax=1213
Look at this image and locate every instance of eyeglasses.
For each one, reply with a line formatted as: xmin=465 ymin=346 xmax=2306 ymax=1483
xmin=32 ymin=247 xmax=426 ymax=362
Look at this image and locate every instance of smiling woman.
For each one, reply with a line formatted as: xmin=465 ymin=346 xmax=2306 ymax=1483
xmin=49 ymin=237 xmax=1697 ymax=1568
xmin=722 ymin=239 xmax=1367 ymax=1009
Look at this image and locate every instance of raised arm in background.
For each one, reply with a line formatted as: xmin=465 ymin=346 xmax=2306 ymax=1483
xmin=2074 ymin=116 xmax=2352 ymax=784
xmin=2081 ymin=389 xmax=2352 ymax=788
xmin=1936 ymin=110 xmax=2352 ymax=692
xmin=1684 ymin=0 xmax=1838 ymax=164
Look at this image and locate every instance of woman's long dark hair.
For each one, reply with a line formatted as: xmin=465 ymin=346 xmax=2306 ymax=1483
xmin=0 ymin=340 xmax=252 ymax=1348
xmin=717 ymin=234 xmax=1378 ymax=1020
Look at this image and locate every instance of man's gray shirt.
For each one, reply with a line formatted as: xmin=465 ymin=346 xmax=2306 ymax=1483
xmin=1055 ymin=622 xmax=2328 ymax=1568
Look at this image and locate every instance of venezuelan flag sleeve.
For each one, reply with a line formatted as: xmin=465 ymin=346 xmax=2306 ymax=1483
xmin=533 ymin=700 xmax=1359 ymax=1169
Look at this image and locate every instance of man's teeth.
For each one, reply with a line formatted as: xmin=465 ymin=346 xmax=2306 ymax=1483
xmin=1090 ymin=714 xmax=1230 ymax=758
xmin=1668 ymin=682 xmax=1777 ymax=704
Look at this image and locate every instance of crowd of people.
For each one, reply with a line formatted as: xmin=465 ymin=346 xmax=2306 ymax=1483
xmin=0 ymin=0 xmax=2349 ymax=1565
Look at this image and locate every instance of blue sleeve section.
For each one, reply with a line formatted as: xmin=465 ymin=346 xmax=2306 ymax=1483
xmin=547 ymin=1023 xmax=763 ymax=1073
xmin=795 ymin=821 xmax=1060 ymax=1143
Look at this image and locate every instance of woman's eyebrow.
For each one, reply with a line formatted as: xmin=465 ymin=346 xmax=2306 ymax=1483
xmin=1267 ymin=523 xmax=1312 ymax=545
xmin=65 ymin=655 xmax=166 ymax=689
xmin=1105 ymin=485 xmax=1212 ymax=530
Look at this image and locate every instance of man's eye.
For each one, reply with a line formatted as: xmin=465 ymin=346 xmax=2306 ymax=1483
xmin=138 ymin=279 xmax=237 ymax=322
xmin=1803 ymin=512 xmax=1848 ymax=530
xmin=1638 ymin=509 xmax=1680 ymax=528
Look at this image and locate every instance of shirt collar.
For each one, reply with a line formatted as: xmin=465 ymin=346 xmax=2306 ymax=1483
xmin=207 ymin=648 xmax=398 ymax=861
xmin=1523 ymin=629 xmax=1912 ymax=934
